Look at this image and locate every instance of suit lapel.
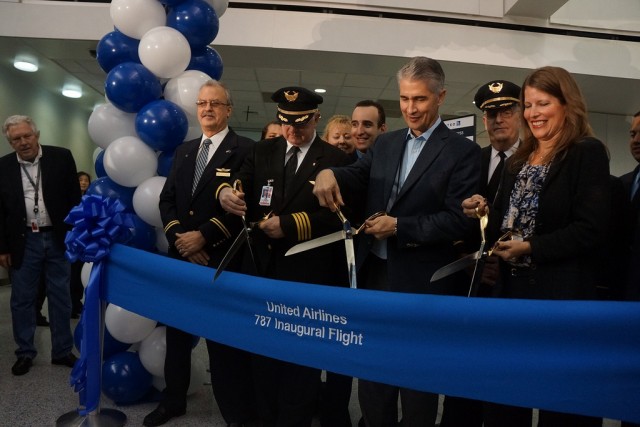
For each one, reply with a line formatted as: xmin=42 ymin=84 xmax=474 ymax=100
xmin=192 ymin=131 xmax=238 ymax=198
xmin=395 ymin=123 xmax=448 ymax=203
xmin=381 ymin=132 xmax=406 ymax=207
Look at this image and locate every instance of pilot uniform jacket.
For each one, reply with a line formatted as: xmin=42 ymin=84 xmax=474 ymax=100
xmin=0 ymin=145 xmax=80 ymax=268
xmin=332 ymin=123 xmax=481 ymax=294
xmin=489 ymin=137 xmax=611 ymax=300
xmin=230 ymin=135 xmax=351 ymax=286
xmin=159 ymin=129 xmax=254 ymax=265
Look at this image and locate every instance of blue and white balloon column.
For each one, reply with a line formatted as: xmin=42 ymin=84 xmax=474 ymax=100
xmin=80 ymin=0 xmax=229 ymax=407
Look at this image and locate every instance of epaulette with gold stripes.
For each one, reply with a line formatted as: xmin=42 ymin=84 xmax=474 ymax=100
xmin=291 ymin=212 xmax=311 ymax=241
xmin=163 ymin=220 xmax=180 ymax=234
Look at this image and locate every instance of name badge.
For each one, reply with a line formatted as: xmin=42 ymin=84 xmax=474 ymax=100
xmin=259 ymin=185 xmax=273 ymax=206
xmin=31 ymin=219 xmax=40 ymax=233
xmin=216 ymin=168 xmax=231 ymax=177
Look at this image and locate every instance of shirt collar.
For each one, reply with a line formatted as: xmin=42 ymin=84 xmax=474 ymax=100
xmin=286 ymin=131 xmax=316 ymax=156
xmin=406 ymin=117 xmax=442 ymax=142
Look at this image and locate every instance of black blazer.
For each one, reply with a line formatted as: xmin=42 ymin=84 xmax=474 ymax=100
xmin=234 ymin=135 xmax=351 ymax=286
xmin=159 ymin=129 xmax=253 ymax=265
xmin=0 ymin=145 xmax=80 ymax=268
xmin=332 ymin=122 xmax=481 ymax=294
xmin=490 ymin=137 xmax=611 ymax=300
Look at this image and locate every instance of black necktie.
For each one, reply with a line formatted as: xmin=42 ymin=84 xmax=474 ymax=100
xmin=486 ymin=151 xmax=506 ymax=202
xmin=284 ymin=146 xmax=300 ymax=198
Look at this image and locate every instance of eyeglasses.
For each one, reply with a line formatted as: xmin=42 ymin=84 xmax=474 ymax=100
xmin=485 ymin=107 xmax=517 ymax=120
xmin=196 ymin=100 xmax=230 ymax=108
xmin=10 ymin=133 xmax=35 ymax=144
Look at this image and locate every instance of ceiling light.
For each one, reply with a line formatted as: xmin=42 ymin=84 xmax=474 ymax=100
xmin=314 ymin=88 xmax=326 ymax=93
xmin=62 ymin=83 xmax=83 ymax=99
xmin=13 ymin=55 xmax=38 ymax=72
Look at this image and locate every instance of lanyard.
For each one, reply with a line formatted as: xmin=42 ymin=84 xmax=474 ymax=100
xmin=21 ymin=162 xmax=41 ymax=214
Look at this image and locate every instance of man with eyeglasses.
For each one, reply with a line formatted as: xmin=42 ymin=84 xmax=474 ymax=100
xmin=219 ymin=86 xmax=351 ymax=427
xmin=439 ymin=80 xmax=522 ymax=427
xmin=147 ymin=80 xmax=258 ymax=427
xmin=0 ymin=115 xmax=81 ymax=376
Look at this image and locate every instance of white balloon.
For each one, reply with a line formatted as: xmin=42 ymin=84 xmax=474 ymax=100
xmin=152 ymin=374 xmax=166 ymax=392
xmin=105 ymin=304 xmax=157 ymax=344
xmin=188 ymin=357 xmax=207 ymax=395
xmin=205 ymin=0 xmax=228 ymax=18
xmin=81 ymin=262 xmax=94 ymax=288
xmin=133 ymin=176 xmax=167 ymax=228
xmin=110 ymin=0 xmax=166 ymax=40
xmin=88 ymin=103 xmax=137 ymax=149
xmin=185 ymin=123 xmax=203 ymax=141
xmin=155 ymin=227 xmax=169 ymax=253
xmin=164 ymin=70 xmax=212 ymax=119
xmin=104 ymin=136 xmax=158 ymax=187
xmin=139 ymin=26 xmax=191 ymax=79
xmin=139 ymin=326 xmax=166 ymax=377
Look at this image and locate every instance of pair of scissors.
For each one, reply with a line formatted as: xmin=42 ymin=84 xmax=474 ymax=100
xmin=285 ymin=210 xmax=387 ymax=289
xmin=213 ymin=180 xmax=258 ymax=282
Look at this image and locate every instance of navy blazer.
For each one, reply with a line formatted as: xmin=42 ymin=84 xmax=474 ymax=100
xmin=490 ymin=137 xmax=611 ymax=300
xmin=0 ymin=145 xmax=80 ymax=268
xmin=332 ymin=122 xmax=481 ymax=294
xmin=159 ymin=129 xmax=253 ymax=265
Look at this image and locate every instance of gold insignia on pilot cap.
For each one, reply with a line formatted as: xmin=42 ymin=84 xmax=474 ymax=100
xmin=278 ymin=114 xmax=289 ymax=123
xmin=489 ymin=82 xmax=503 ymax=94
xmin=295 ymin=115 xmax=309 ymax=123
xmin=284 ymin=91 xmax=299 ymax=102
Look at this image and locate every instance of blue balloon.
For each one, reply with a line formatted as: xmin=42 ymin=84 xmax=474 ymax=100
xmin=105 ymin=62 xmax=162 ymax=113
xmin=128 ymin=214 xmax=156 ymax=252
xmin=135 ymin=100 xmax=188 ymax=152
xmin=74 ymin=319 xmax=131 ymax=359
xmin=167 ymin=0 xmax=219 ymax=49
xmin=86 ymin=176 xmax=136 ymax=212
xmin=102 ymin=352 xmax=152 ymax=404
xmin=157 ymin=150 xmax=175 ymax=177
xmin=94 ymin=150 xmax=107 ymax=178
xmin=96 ymin=30 xmax=140 ymax=73
xmin=187 ymin=46 xmax=223 ymax=80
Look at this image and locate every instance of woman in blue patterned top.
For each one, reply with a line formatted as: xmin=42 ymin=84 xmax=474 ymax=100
xmin=461 ymin=66 xmax=611 ymax=427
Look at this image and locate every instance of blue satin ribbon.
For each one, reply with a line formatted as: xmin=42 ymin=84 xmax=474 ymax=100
xmin=103 ymin=244 xmax=640 ymax=423
xmin=64 ymin=195 xmax=134 ymax=415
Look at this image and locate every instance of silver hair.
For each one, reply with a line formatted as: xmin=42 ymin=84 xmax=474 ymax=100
xmin=3 ymin=115 xmax=40 ymax=142
xmin=200 ymin=80 xmax=234 ymax=107
xmin=396 ymin=56 xmax=445 ymax=94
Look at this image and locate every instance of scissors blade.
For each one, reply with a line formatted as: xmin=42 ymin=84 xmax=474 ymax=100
xmin=213 ymin=230 xmax=248 ymax=282
xmin=467 ymin=242 xmax=486 ymax=297
xmin=344 ymin=234 xmax=357 ymax=289
xmin=429 ymin=250 xmax=482 ymax=282
xmin=284 ymin=230 xmax=346 ymax=256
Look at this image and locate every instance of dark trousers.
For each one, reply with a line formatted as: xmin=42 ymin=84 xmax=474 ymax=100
xmin=163 ymin=326 xmax=257 ymax=423
xmin=357 ymin=254 xmax=438 ymax=427
xmin=358 ymin=379 xmax=438 ymax=427
xmin=483 ymin=400 xmax=601 ymax=427
xmin=320 ymin=371 xmax=352 ymax=427
xmin=69 ymin=261 xmax=84 ymax=314
xmin=252 ymin=354 xmax=320 ymax=427
xmin=440 ymin=396 xmax=483 ymax=427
